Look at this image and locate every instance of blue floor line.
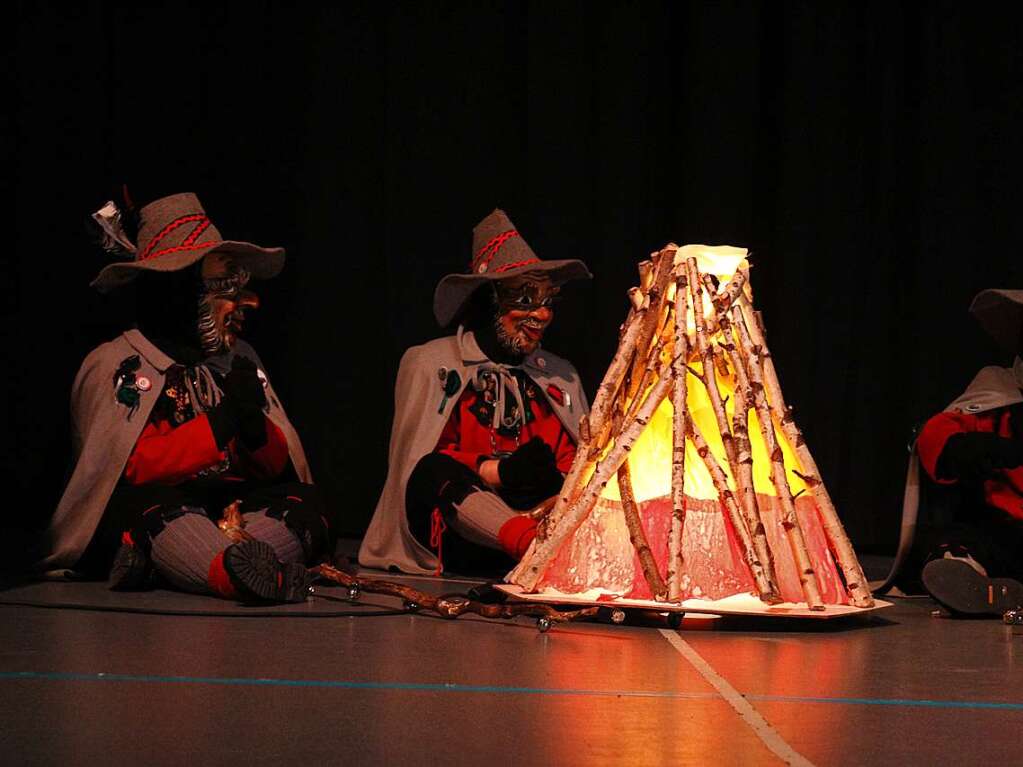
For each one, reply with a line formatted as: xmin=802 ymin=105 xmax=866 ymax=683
xmin=2 ymin=671 xmax=1022 ymax=711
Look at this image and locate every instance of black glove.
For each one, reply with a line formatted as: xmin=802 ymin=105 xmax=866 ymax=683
xmin=498 ymin=437 xmax=564 ymax=496
xmin=207 ymin=356 xmax=268 ymax=450
xmin=936 ymin=432 xmax=1023 ymax=481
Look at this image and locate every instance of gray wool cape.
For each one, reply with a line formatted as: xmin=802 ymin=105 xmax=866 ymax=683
xmin=876 ymin=357 xmax=1023 ymax=592
xmin=358 ymin=327 xmax=589 ymax=575
xmin=40 ymin=329 xmax=312 ymax=575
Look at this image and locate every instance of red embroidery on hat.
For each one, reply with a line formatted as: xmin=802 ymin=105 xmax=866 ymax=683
xmin=181 ymin=219 xmax=212 ymax=247
xmin=494 ymin=258 xmax=541 ymax=273
xmin=471 ymin=230 xmax=519 ymax=273
xmin=140 ymin=214 xmax=209 ymax=261
xmin=145 ymin=240 xmax=223 ymax=261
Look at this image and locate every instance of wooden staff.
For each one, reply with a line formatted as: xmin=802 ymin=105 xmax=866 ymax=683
xmin=738 ymin=298 xmax=874 ymax=607
xmin=733 ymin=304 xmax=824 ymax=610
xmin=667 ymin=271 xmax=690 ymax=601
xmin=313 ymin=564 xmax=598 ymax=624
xmin=686 ymin=419 xmax=782 ymax=604
xmin=218 ymin=500 xmax=255 ymax=545
xmin=509 ymin=359 xmax=677 ymax=591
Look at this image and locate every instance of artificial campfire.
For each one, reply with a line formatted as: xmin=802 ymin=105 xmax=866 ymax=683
xmin=507 ymin=244 xmax=874 ymax=611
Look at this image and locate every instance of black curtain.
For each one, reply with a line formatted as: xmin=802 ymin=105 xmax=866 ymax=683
xmin=8 ymin=1 xmax=1023 ymax=552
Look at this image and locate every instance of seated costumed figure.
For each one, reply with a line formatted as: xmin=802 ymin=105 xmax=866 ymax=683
xmin=39 ymin=192 xmax=330 ymax=603
xmin=891 ymin=288 xmax=1023 ymax=615
xmin=359 ymin=209 xmax=591 ymax=575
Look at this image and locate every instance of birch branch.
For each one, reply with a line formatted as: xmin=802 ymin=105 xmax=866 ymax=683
xmin=509 ymin=359 xmax=677 ymax=591
xmin=718 ymin=309 xmax=782 ymax=599
xmin=617 ymin=454 xmax=668 ymax=600
xmin=686 ymin=419 xmax=782 ymax=604
xmin=733 ymin=305 xmax=824 ymax=610
xmin=686 ymin=259 xmax=739 ymax=473
xmin=738 ymin=297 xmax=873 ymax=607
xmin=667 ymin=273 xmax=690 ymax=601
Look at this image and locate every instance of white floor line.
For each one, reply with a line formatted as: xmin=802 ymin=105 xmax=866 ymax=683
xmin=659 ymin=629 xmax=816 ymax=767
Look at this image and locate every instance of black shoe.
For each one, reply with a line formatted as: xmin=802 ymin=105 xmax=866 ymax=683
xmin=223 ymin=540 xmax=313 ymax=604
xmin=108 ymin=543 xmax=154 ymax=591
xmin=922 ymin=558 xmax=1023 ymax=617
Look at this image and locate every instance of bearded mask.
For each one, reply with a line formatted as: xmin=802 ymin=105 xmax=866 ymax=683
xmin=491 ymin=274 xmax=560 ymax=356
xmin=196 ymin=252 xmax=259 ymax=355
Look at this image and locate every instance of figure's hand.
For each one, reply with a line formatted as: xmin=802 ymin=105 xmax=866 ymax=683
xmin=208 ymin=357 xmax=267 ymax=449
xmin=498 ymin=437 xmax=564 ymax=496
xmin=937 ymin=432 xmax=1023 ymax=481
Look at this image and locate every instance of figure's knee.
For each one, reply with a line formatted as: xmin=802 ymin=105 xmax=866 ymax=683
xmin=244 ymin=483 xmax=331 ymax=562
xmin=406 ymin=453 xmax=482 ymax=510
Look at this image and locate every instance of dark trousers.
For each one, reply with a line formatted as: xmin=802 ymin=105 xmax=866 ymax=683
xmin=77 ymin=479 xmax=329 ymax=577
xmin=406 ymin=453 xmax=547 ymax=576
xmin=923 ymin=504 xmax=1023 ymax=581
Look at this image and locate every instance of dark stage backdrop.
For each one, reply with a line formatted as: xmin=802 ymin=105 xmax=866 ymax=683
xmin=8 ymin=1 xmax=1023 ymax=553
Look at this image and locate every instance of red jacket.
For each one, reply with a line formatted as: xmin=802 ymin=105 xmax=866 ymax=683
xmin=436 ymin=385 xmax=576 ymax=475
xmin=918 ymin=407 xmax=1023 ymax=521
xmin=124 ymin=413 xmax=290 ymax=486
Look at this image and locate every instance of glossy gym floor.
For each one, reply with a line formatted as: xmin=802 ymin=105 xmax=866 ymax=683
xmin=1 ymin=554 xmax=1020 ymax=766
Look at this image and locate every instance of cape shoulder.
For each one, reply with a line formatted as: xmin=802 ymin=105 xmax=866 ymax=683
xmin=72 ymin=335 xmax=164 ymax=422
xmin=400 ymin=335 xmax=462 ymax=371
xmin=525 ymin=347 xmax=577 ymax=381
xmin=946 ymin=365 xmax=1023 ymax=414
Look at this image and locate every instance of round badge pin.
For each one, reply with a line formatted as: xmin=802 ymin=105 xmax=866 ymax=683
xmin=136 ymin=376 xmax=152 ymax=392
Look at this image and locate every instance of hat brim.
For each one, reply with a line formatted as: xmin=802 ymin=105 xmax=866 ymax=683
xmin=969 ymin=288 xmax=1023 ymax=352
xmin=433 ymin=259 xmax=592 ymax=327
xmin=90 ymin=240 xmax=285 ymax=293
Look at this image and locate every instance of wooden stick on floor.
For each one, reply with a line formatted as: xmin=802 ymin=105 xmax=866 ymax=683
xmin=313 ymin=564 xmax=598 ymax=624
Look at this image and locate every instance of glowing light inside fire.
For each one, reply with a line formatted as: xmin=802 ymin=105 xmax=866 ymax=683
xmin=600 ymin=245 xmax=808 ymax=504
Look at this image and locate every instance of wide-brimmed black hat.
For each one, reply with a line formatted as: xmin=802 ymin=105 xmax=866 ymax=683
xmin=433 ymin=209 xmax=591 ymax=327
xmin=91 ymin=193 xmax=285 ymax=293
xmin=970 ymin=289 xmax=1023 ymax=352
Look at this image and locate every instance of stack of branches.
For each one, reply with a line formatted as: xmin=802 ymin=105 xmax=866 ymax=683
xmin=508 ymin=246 xmax=874 ymax=610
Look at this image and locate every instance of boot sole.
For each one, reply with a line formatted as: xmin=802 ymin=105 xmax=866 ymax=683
xmin=922 ymin=559 xmax=1023 ymax=616
xmin=224 ymin=540 xmax=311 ymax=603
xmin=108 ymin=544 xmax=153 ymax=591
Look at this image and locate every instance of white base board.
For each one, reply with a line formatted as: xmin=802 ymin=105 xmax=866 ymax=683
xmin=495 ymin=584 xmax=893 ymax=620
